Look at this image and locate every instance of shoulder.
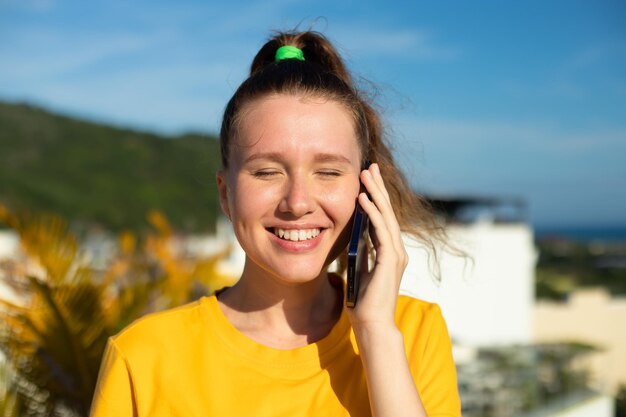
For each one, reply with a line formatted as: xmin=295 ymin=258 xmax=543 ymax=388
xmin=394 ymin=295 xmax=450 ymax=344
xmin=112 ymin=297 xmax=210 ymax=357
xmin=395 ymin=294 xmax=444 ymax=325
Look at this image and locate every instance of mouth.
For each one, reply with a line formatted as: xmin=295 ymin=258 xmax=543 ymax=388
xmin=269 ymin=227 xmax=323 ymax=242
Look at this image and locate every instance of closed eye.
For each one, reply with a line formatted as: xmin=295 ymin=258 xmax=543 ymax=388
xmin=252 ymin=170 xmax=281 ymax=178
xmin=317 ymin=170 xmax=342 ymax=177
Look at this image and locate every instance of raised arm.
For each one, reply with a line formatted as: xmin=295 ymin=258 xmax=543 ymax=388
xmin=346 ymin=163 xmax=428 ymax=417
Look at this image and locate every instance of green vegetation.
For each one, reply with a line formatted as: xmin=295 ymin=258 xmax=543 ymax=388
xmin=536 ymin=238 xmax=626 ymax=299
xmin=458 ymin=342 xmax=598 ymax=417
xmin=0 ymin=101 xmax=222 ymax=233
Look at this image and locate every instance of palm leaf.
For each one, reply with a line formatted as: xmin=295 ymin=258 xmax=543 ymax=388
xmin=11 ymin=213 xmax=78 ymax=284
xmin=0 ymin=207 xmax=234 ymax=414
xmin=1 ymin=264 xmax=110 ymax=414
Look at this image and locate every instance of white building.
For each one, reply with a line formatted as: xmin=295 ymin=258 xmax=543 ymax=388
xmin=399 ymin=197 xmax=537 ymax=347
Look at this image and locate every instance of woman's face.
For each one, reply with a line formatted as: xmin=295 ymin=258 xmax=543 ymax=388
xmin=218 ymin=94 xmax=362 ymax=284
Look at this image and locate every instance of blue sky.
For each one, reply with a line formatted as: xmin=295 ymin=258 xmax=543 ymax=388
xmin=1 ymin=0 xmax=625 ymax=227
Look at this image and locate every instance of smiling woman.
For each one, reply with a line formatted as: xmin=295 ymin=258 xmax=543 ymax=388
xmin=89 ymin=31 xmax=461 ymax=417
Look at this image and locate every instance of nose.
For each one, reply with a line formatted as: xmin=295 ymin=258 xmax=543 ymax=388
xmin=278 ymin=175 xmax=316 ymax=217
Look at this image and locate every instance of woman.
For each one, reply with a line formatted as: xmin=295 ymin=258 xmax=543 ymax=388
xmin=90 ymin=31 xmax=461 ymax=417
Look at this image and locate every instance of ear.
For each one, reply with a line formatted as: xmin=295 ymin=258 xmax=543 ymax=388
xmin=216 ymin=170 xmax=231 ymax=220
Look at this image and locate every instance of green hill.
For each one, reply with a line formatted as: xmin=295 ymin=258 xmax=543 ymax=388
xmin=0 ymin=101 xmax=222 ymax=232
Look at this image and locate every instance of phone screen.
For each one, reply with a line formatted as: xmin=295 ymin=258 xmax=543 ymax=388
xmin=346 ymin=185 xmax=369 ymax=308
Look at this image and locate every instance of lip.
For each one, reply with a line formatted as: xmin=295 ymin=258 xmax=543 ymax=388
xmin=267 ymin=222 xmax=330 ymax=230
xmin=267 ymin=228 xmax=326 ymax=253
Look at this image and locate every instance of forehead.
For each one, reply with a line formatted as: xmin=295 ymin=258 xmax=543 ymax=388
xmin=232 ymin=94 xmax=360 ymax=162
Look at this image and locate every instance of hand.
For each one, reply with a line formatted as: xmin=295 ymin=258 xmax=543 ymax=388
xmin=346 ymin=163 xmax=408 ymax=330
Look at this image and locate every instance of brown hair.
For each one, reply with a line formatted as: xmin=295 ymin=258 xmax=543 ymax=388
xmin=219 ymin=31 xmax=449 ymax=272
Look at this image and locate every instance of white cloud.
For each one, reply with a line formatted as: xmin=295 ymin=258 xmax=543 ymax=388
xmin=569 ymin=41 xmax=626 ymax=70
xmin=0 ymin=0 xmax=55 ymax=12
xmin=331 ymin=27 xmax=460 ymax=61
xmin=502 ymin=40 xmax=626 ymax=101
xmin=387 ymin=115 xmax=626 ymax=196
xmin=402 ymin=117 xmax=626 ymax=154
xmin=0 ymin=28 xmax=152 ymax=79
xmin=1 ymin=59 xmax=244 ymax=134
xmin=209 ymin=0 xmax=303 ymax=34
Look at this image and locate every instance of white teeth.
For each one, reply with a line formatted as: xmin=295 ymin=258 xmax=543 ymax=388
xmin=273 ymin=228 xmax=322 ymax=242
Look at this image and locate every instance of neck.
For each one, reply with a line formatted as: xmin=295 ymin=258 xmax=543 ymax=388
xmin=217 ymin=258 xmax=343 ymax=347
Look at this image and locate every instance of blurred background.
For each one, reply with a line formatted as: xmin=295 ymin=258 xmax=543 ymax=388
xmin=1 ymin=0 xmax=625 ymax=416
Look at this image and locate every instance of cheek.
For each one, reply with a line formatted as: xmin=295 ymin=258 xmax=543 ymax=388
xmin=229 ymin=178 xmax=278 ymax=219
xmin=321 ymin=181 xmax=360 ymax=223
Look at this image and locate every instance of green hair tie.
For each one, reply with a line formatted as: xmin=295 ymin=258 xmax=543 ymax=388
xmin=275 ymin=45 xmax=305 ymax=62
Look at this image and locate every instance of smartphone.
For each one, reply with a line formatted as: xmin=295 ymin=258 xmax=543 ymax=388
xmin=346 ymin=170 xmax=370 ymax=308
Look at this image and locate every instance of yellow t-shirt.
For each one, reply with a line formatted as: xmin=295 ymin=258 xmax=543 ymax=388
xmin=90 ymin=295 xmax=461 ymax=416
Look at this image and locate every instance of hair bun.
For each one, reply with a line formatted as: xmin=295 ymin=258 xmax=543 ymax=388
xmin=250 ymin=31 xmax=353 ymax=87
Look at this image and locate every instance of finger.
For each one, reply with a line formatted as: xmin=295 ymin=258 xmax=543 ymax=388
xmin=360 ymin=168 xmax=406 ymax=260
xmin=369 ymin=163 xmax=391 ymax=204
xmin=361 ymin=169 xmax=402 ymax=241
xmin=359 ymin=193 xmax=408 ymax=283
xmin=360 ymin=169 xmax=394 ymax=220
xmin=358 ymin=192 xmax=395 ymax=257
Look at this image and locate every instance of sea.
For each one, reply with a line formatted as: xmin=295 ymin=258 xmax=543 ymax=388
xmin=534 ymin=225 xmax=626 ymax=243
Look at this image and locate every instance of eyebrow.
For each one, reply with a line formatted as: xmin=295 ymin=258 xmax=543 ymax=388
xmin=243 ymin=152 xmax=353 ymax=165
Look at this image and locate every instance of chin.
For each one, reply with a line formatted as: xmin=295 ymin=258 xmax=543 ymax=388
xmin=241 ymin=234 xmax=347 ymax=285
xmin=265 ymin=262 xmax=329 ymax=285
xmin=266 ymin=245 xmax=346 ymax=285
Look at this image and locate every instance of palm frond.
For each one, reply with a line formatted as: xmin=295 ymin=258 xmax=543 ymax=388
xmin=0 ymin=207 xmax=233 ymax=414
